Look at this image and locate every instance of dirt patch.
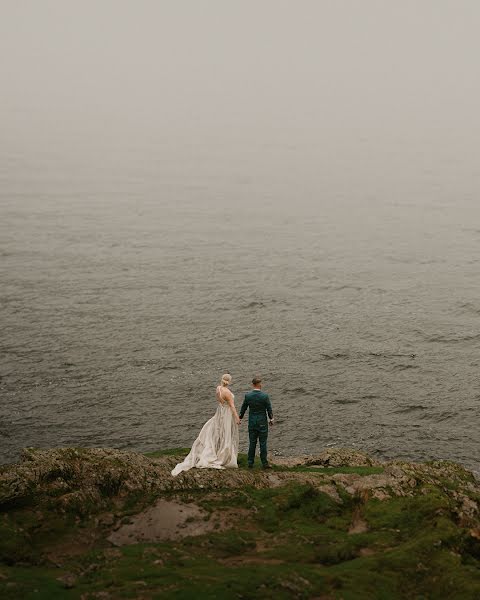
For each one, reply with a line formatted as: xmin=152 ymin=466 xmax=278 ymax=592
xmin=348 ymin=507 xmax=369 ymax=534
xmin=348 ymin=516 xmax=369 ymax=534
xmin=265 ymin=473 xmax=283 ymax=488
xmin=108 ymin=499 xmax=227 ymax=546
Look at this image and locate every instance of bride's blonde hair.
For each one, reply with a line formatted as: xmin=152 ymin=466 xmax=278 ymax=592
xmin=221 ymin=373 xmax=232 ymax=386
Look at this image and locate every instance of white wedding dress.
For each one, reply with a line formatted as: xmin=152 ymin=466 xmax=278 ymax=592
xmin=171 ymin=387 xmax=239 ymax=477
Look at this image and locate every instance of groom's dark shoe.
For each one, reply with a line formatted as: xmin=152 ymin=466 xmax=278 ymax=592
xmin=248 ymin=464 xmax=254 ymax=469
xmin=262 ymin=464 xmax=272 ymax=470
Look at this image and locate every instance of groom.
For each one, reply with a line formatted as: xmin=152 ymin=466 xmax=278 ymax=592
xmin=239 ymin=376 xmax=274 ymax=469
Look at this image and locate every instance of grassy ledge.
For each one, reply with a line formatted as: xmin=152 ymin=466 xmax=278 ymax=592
xmin=0 ymin=446 xmax=479 ymax=599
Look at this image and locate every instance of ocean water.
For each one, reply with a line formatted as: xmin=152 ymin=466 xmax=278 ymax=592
xmin=1 ymin=139 xmax=480 ymax=473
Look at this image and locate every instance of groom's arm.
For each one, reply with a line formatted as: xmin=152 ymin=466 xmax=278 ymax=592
xmin=239 ymin=396 xmax=249 ymax=419
xmin=265 ymin=395 xmax=273 ymax=420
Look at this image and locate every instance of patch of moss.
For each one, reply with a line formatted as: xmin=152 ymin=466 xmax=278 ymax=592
xmin=0 ymin=565 xmax=73 ymax=600
xmin=0 ymin=520 xmax=34 ymax=565
xmin=363 ymin=487 xmax=453 ymax=535
xmin=182 ymin=530 xmax=257 ymax=557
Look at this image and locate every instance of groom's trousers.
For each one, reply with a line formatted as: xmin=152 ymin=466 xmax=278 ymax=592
xmin=248 ymin=421 xmax=268 ymax=466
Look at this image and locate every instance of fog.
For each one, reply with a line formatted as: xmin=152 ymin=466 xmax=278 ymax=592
xmin=1 ymin=1 xmax=480 ymax=162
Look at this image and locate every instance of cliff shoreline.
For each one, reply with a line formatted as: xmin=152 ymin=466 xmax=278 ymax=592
xmin=1 ymin=447 xmax=480 ymax=598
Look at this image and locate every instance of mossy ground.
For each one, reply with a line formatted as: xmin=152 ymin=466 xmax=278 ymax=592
xmin=1 ymin=449 xmax=479 ymax=599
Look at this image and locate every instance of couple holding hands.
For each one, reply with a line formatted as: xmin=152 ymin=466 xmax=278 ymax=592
xmin=171 ymin=374 xmax=274 ymax=477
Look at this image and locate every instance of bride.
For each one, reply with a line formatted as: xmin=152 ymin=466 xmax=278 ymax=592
xmin=171 ymin=374 xmax=240 ymax=476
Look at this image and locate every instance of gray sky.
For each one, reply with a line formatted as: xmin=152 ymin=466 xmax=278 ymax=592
xmin=1 ymin=1 xmax=479 ymax=162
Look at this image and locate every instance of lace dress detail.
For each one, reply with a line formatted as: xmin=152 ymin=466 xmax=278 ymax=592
xmin=171 ymin=388 xmax=239 ymax=476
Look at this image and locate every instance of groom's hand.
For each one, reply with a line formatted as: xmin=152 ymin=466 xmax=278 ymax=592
xmin=269 ymin=418 xmax=274 ymax=426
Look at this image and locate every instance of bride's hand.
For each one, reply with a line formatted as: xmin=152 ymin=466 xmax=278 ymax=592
xmin=236 ymin=417 xmax=241 ymax=425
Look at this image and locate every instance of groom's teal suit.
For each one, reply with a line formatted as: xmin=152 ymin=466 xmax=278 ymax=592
xmin=239 ymin=390 xmax=273 ymax=467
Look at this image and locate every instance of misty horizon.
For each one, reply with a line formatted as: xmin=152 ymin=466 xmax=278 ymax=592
xmin=1 ymin=2 xmax=480 ymax=176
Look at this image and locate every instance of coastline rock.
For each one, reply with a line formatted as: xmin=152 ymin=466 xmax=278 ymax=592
xmin=271 ymin=447 xmax=381 ymax=468
xmin=305 ymin=447 xmax=382 ymax=468
xmin=0 ymin=447 xmax=478 ymax=526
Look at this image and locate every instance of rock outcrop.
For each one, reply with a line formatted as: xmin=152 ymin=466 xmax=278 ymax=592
xmin=0 ymin=446 xmax=478 ymax=526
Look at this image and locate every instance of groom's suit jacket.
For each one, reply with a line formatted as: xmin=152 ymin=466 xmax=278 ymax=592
xmin=239 ymin=390 xmax=273 ymax=429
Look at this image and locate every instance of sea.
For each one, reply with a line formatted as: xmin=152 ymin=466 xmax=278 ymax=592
xmin=1 ymin=135 xmax=479 ymax=474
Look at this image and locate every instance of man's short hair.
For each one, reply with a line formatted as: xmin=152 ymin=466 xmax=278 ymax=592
xmin=252 ymin=376 xmax=262 ymax=386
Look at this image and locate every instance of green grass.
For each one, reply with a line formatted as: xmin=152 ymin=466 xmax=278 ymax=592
xmin=0 ymin=565 xmax=76 ymax=600
xmin=236 ymin=451 xmax=384 ymax=475
xmin=3 ymin=481 xmax=479 ymax=599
